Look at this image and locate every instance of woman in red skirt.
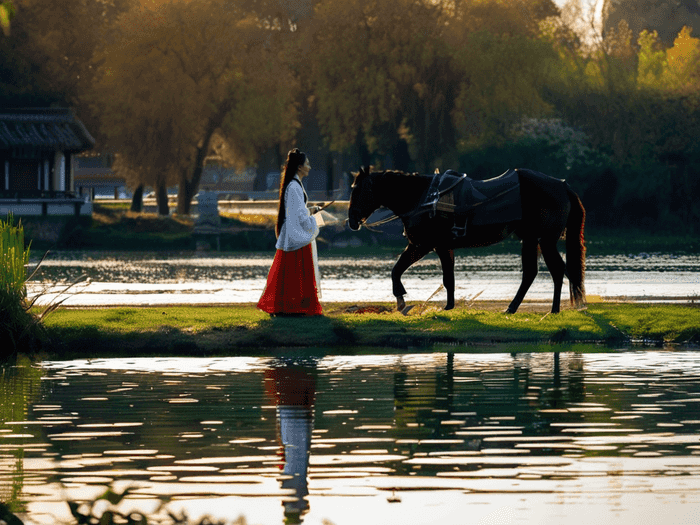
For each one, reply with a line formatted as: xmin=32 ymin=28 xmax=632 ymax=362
xmin=258 ymin=149 xmax=324 ymax=316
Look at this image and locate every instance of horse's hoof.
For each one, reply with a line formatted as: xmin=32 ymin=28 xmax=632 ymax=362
xmin=396 ymin=297 xmax=406 ymax=311
xmin=444 ymin=304 xmax=454 ymax=311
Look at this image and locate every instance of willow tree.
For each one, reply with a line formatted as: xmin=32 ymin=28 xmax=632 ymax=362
xmin=307 ymin=0 xmax=560 ymax=172
xmin=446 ymin=0 xmax=560 ymax=150
xmin=307 ymin=0 xmax=457 ymax=172
xmin=92 ymin=0 xmax=298 ymax=215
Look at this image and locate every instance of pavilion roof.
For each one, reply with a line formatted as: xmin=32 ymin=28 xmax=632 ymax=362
xmin=0 ymin=108 xmax=95 ymax=153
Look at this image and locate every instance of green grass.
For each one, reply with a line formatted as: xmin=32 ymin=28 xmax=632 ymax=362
xmin=1 ymin=216 xmax=44 ymax=357
xmin=36 ymin=302 xmax=700 ymax=359
xmin=586 ymin=303 xmax=700 ymax=343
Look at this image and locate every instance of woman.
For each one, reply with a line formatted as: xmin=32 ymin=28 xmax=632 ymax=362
xmin=257 ymin=149 xmax=324 ymax=316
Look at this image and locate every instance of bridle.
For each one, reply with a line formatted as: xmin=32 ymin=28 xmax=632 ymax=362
xmin=357 ymin=211 xmax=400 ymax=231
xmin=349 ymin=172 xmax=401 ymax=231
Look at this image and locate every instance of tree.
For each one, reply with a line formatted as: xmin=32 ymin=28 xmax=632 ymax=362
xmin=92 ymin=0 xmax=299 ymax=215
xmin=307 ymin=0 xmax=458 ymax=172
xmin=447 ymin=0 xmax=560 ymax=152
xmin=0 ymin=1 xmax=15 ymax=36
xmin=664 ymin=26 xmax=700 ymax=92
xmin=637 ymin=30 xmax=666 ymax=89
xmin=0 ymin=0 xmax=134 ymax=147
xmin=306 ymin=0 xmax=560 ymax=171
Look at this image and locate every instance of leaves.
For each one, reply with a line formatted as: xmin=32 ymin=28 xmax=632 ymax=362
xmin=0 ymin=1 xmax=15 ymax=36
xmin=1 ymin=215 xmax=30 ymax=302
xmin=91 ymin=0 xmax=298 ymax=213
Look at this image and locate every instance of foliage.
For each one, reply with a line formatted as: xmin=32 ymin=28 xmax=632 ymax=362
xmin=0 ymin=216 xmax=91 ymax=356
xmin=0 ymin=215 xmax=36 ymax=357
xmin=67 ymin=486 xmax=248 ymax=525
xmin=542 ymin=17 xmax=700 ymax=233
xmin=91 ymin=0 xmax=299 ymax=215
xmin=307 ymin=0 xmax=559 ymax=171
xmin=0 ymin=0 xmax=15 ymax=36
xmin=5 ymin=0 xmax=700 ymax=232
xmin=1 ymin=215 xmax=29 ymax=305
xmin=307 ymin=0 xmax=455 ymax=171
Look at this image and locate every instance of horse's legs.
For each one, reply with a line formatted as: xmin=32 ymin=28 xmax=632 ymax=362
xmin=506 ymin=239 xmax=539 ymax=314
xmin=392 ymin=243 xmax=430 ymax=311
xmin=436 ymin=247 xmax=455 ymax=310
xmin=540 ymin=240 xmax=566 ymax=313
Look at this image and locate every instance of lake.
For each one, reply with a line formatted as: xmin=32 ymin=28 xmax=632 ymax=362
xmin=2 ymin=350 xmax=700 ymax=525
xmin=26 ymin=250 xmax=700 ymax=307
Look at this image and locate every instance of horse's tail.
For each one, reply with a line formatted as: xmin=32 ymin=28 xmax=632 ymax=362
xmin=566 ymin=185 xmax=586 ymax=308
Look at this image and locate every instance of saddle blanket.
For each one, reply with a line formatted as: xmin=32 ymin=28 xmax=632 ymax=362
xmin=434 ymin=168 xmax=522 ymax=225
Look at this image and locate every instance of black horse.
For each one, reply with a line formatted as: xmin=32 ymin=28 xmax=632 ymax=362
xmin=347 ymin=167 xmax=586 ymax=314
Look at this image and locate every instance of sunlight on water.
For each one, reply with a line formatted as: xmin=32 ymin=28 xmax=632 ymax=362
xmin=2 ymin=351 xmax=700 ymax=524
xmin=25 ymin=251 xmax=700 ymax=306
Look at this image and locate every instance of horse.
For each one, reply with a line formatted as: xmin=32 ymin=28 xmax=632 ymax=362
xmin=347 ymin=167 xmax=586 ymax=314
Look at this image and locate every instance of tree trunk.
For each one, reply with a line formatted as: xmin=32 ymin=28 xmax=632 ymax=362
xmin=177 ymin=171 xmax=195 ymax=216
xmin=130 ymin=184 xmax=144 ymax=213
xmin=177 ymin=122 xmax=220 ymax=215
xmin=177 ymin=102 xmax=235 ymax=215
xmin=156 ymin=183 xmax=169 ymax=216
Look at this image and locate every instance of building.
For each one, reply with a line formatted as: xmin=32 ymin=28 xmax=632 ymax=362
xmin=73 ymin=152 xmax=128 ymax=200
xmin=0 ymin=108 xmax=95 ymax=216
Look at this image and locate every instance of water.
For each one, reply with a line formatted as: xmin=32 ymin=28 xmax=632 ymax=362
xmin=25 ymin=251 xmax=700 ymax=306
xmin=3 ymin=351 xmax=700 ymax=524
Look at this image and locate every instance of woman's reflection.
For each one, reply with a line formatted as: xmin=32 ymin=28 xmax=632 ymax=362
xmin=264 ymin=358 xmax=317 ymax=524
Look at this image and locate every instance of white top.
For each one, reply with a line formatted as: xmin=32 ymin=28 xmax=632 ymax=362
xmin=276 ymin=176 xmax=324 ymax=252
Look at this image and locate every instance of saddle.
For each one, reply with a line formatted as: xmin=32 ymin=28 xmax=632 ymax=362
xmin=424 ymin=169 xmax=522 ymax=237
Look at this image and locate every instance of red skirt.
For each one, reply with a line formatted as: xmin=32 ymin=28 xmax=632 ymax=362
xmin=257 ymin=243 xmax=322 ymax=316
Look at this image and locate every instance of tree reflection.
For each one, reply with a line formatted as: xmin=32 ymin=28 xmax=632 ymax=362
xmin=264 ymin=358 xmax=317 ymax=524
xmin=0 ymin=356 xmax=42 ymax=513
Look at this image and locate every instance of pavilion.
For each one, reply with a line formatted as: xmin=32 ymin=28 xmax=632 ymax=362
xmin=0 ymin=107 xmax=95 ymax=216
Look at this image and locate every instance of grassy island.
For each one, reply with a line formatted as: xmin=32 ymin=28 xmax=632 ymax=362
xmin=35 ymin=302 xmax=700 ymax=359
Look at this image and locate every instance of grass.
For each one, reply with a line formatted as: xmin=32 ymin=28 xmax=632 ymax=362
xmin=36 ymin=302 xmax=700 ymax=359
xmin=0 ymin=216 xmax=44 ymax=356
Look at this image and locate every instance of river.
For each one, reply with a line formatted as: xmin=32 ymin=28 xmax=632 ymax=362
xmin=25 ymin=250 xmax=700 ymax=307
xmin=2 ymin=350 xmax=700 ymax=525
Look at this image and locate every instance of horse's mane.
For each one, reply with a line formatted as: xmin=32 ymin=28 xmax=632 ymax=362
xmin=353 ymin=169 xmax=420 ymax=182
xmin=374 ymin=169 xmax=420 ymax=177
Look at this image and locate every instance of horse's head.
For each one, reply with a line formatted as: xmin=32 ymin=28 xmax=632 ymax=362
xmin=348 ymin=166 xmax=381 ymax=231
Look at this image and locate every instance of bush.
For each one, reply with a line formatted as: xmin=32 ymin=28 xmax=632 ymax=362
xmin=0 ymin=215 xmax=42 ymax=357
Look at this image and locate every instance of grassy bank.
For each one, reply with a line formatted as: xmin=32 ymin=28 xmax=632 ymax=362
xmin=36 ymin=302 xmax=700 ymax=359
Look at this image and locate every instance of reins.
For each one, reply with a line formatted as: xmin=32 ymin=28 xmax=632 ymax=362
xmin=361 ymin=212 xmax=400 ymax=230
xmin=356 ymin=171 xmax=462 ymax=231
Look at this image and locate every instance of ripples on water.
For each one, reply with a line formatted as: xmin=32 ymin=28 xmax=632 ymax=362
xmin=27 ymin=251 xmax=700 ymax=283
xmin=2 ymin=351 xmax=700 ymax=524
xmin=25 ymin=251 xmax=700 ymax=305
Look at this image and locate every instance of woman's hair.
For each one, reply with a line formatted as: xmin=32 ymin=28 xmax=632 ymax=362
xmin=275 ymin=148 xmax=307 ymax=237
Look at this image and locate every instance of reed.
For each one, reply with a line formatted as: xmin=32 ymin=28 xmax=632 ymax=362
xmin=1 ymin=215 xmax=29 ymax=302
xmin=0 ymin=215 xmax=39 ymax=357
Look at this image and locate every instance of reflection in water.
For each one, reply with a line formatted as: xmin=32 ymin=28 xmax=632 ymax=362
xmin=4 ymin=351 xmax=700 ymax=524
xmin=265 ymin=359 xmax=317 ymax=524
xmin=0 ymin=357 xmax=42 ymax=513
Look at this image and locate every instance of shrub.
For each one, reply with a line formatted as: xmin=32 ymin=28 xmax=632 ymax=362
xmin=0 ymin=215 xmax=41 ymax=357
